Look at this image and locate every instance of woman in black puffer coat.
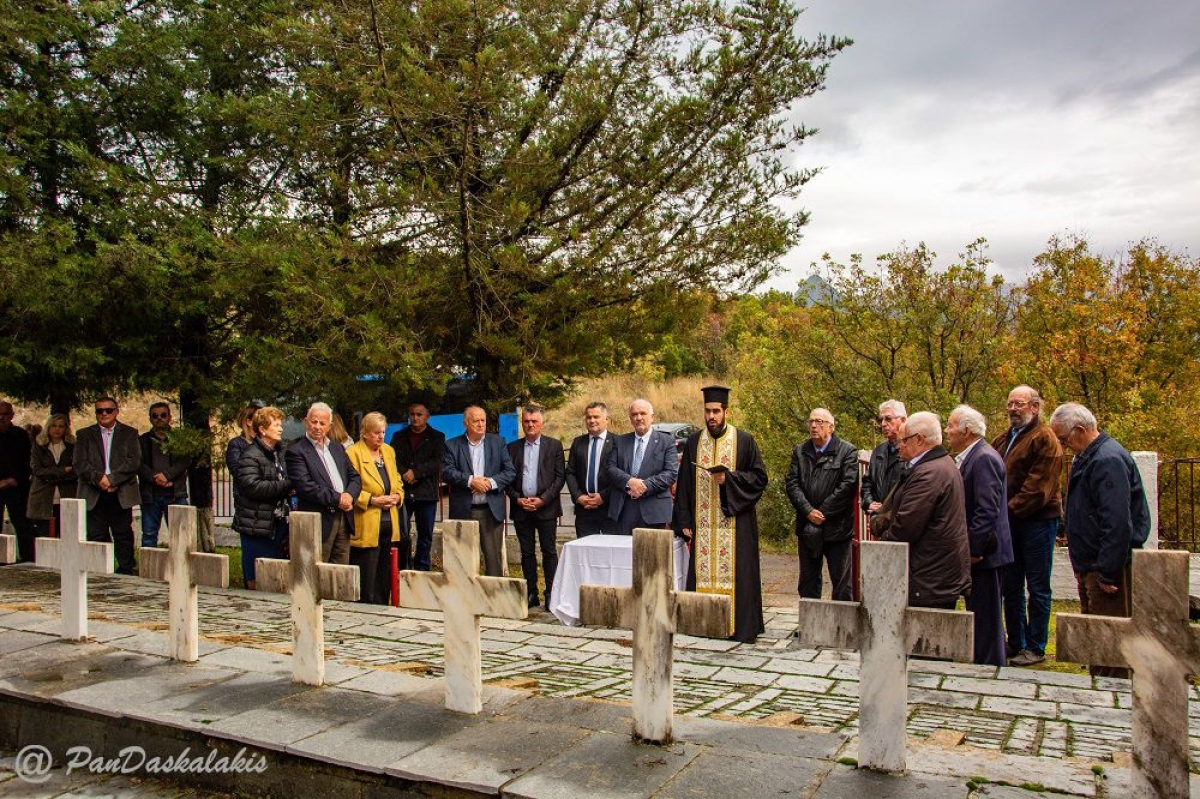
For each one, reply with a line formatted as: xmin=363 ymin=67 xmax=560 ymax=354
xmin=233 ymin=406 xmax=290 ymax=589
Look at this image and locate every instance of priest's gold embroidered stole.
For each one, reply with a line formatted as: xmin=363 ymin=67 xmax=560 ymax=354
xmin=694 ymin=424 xmax=736 ymax=635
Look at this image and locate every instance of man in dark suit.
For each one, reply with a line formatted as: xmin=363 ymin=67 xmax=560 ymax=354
xmin=285 ymin=402 xmax=362 ymax=564
xmin=391 ymin=402 xmax=445 ymax=571
xmin=946 ymin=405 xmax=1013 ymax=666
xmin=0 ymin=401 xmax=34 ymax=562
xmin=565 ymin=402 xmax=616 ymax=537
xmin=506 ymin=404 xmax=565 ymax=608
xmin=443 ymin=405 xmax=516 ymax=576
xmin=606 ymin=398 xmax=678 ymax=536
xmin=74 ymin=397 xmax=142 ymax=574
xmin=873 ymin=412 xmax=971 ymax=609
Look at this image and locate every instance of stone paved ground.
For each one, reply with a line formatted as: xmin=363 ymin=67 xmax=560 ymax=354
xmin=2 ymin=562 xmax=1197 ymax=776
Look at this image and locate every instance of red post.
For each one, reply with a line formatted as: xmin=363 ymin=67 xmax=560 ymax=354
xmin=852 ymin=456 xmax=868 ymax=602
xmin=390 ymin=545 xmax=400 ymax=607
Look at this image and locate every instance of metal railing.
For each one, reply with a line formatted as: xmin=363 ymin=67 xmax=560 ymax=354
xmin=1159 ymin=458 xmax=1200 ymax=552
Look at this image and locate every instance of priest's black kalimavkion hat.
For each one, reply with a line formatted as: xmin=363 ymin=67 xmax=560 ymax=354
xmin=702 ymin=385 xmax=731 ymax=406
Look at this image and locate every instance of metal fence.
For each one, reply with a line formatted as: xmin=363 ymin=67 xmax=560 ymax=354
xmin=1158 ymin=458 xmax=1200 ymax=552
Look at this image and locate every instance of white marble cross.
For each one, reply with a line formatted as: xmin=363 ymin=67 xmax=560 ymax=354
xmin=0 ymin=533 xmax=15 ymax=564
xmin=398 ymin=519 xmax=527 ymax=714
xmin=1057 ymin=550 xmax=1200 ymax=798
xmin=34 ymin=498 xmax=114 ymax=641
xmin=255 ymin=511 xmax=359 ymax=686
xmin=797 ymin=540 xmax=973 ymax=772
xmin=579 ymin=527 xmax=730 ymax=744
xmin=137 ymin=504 xmax=228 ymax=662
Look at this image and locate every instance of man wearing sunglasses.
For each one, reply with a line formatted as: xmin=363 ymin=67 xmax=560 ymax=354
xmin=74 ymin=398 xmax=142 ymax=574
xmin=137 ymin=402 xmax=192 ymax=548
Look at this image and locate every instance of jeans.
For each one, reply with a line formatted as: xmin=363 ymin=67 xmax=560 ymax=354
xmin=407 ymin=499 xmax=438 ymax=571
xmin=140 ymin=495 xmax=188 ymax=548
xmin=1003 ymin=516 xmax=1057 ymax=656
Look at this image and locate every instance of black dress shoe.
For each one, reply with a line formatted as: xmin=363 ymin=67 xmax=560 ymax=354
xmin=528 ymin=596 xmax=539 ymax=608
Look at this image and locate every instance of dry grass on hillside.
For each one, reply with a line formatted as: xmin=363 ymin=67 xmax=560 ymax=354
xmin=543 ymin=375 xmax=720 ymax=442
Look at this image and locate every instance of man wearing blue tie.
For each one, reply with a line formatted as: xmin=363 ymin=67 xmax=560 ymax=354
xmin=606 ymin=399 xmax=678 ymax=536
xmin=565 ymin=403 xmax=616 ymax=536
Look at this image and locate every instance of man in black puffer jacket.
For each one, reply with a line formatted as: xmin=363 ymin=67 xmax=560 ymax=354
xmin=785 ymin=408 xmax=860 ymax=600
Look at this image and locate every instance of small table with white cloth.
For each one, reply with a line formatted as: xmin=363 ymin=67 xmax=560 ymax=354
xmin=549 ymin=534 xmax=690 ymax=626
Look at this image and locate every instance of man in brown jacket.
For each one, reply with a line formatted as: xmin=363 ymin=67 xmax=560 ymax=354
xmin=991 ymin=385 xmax=1063 ymax=666
xmin=873 ymin=412 xmax=970 ymax=609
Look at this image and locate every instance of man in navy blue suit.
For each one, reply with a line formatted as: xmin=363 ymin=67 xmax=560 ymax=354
xmin=946 ymin=404 xmax=1013 ymax=666
xmin=606 ymin=399 xmax=678 ymax=535
xmin=285 ymin=402 xmax=362 ymax=564
xmin=443 ymin=405 xmax=516 ymax=576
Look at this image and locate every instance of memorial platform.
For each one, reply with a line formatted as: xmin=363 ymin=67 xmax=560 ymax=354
xmin=0 ymin=564 xmax=1197 ymax=797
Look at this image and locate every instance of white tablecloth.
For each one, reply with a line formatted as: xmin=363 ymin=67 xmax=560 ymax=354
xmin=550 ymin=535 xmax=689 ymax=626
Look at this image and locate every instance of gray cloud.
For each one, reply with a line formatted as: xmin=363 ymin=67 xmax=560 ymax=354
xmin=770 ymin=1 xmax=1200 ymax=291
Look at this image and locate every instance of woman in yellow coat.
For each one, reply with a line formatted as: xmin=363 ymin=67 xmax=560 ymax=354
xmin=347 ymin=412 xmax=405 ymax=605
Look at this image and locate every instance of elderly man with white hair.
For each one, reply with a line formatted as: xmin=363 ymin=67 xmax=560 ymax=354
xmin=784 ymin=407 xmax=859 ymax=601
xmin=861 ymin=399 xmax=908 ymax=525
xmin=873 ymin=411 xmax=970 ymax=609
xmin=286 ymin=401 xmax=363 ymax=564
xmin=945 ymin=405 xmax=1013 ymax=665
xmin=1050 ymin=402 xmax=1149 ymax=679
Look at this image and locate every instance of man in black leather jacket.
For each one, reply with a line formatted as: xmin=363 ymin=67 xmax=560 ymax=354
xmin=785 ymin=408 xmax=859 ymax=600
xmin=861 ymin=399 xmax=906 ymax=523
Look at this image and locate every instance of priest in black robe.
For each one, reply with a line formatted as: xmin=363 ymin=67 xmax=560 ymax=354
xmin=672 ymin=385 xmax=768 ymax=643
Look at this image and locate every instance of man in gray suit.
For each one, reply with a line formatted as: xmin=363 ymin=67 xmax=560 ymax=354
xmin=443 ymin=405 xmax=516 ymax=576
xmin=606 ymin=399 xmax=678 ymax=535
xmin=74 ymin=397 xmax=142 ymax=574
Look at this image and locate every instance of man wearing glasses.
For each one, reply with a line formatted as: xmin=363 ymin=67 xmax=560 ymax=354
xmin=784 ymin=408 xmax=859 ymax=600
xmin=990 ymin=385 xmax=1064 ymax=667
xmin=137 ymin=402 xmax=192 ymax=548
xmin=74 ymin=398 xmax=142 ymax=574
xmin=861 ymin=400 xmax=908 ymax=527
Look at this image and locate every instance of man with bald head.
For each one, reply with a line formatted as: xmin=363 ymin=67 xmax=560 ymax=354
xmin=606 ymin=399 xmax=678 ymax=536
xmin=785 ymin=408 xmax=859 ymax=600
xmin=991 ymin=385 xmax=1063 ymax=666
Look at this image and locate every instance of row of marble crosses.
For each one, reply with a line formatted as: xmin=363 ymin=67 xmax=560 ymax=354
xmin=1 ymin=499 xmax=1195 ymax=797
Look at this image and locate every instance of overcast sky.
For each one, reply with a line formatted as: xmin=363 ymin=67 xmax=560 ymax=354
xmin=769 ymin=1 xmax=1200 ymax=290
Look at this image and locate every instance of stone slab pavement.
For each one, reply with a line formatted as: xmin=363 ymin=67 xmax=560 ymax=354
xmin=218 ymin=522 xmax=1200 ymax=608
xmin=2 ymin=563 xmax=1199 ymax=796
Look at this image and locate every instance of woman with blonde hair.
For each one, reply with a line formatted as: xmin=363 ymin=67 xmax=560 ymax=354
xmin=330 ymin=413 xmax=354 ymax=450
xmin=346 ymin=412 xmax=404 ymax=604
xmin=28 ymin=413 xmax=77 ymax=540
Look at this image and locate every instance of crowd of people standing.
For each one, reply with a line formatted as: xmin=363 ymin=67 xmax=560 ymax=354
xmin=787 ymin=386 xmax=1150 ymax=671
xmin=0 ymin=385 xmax=1152 ymax=668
